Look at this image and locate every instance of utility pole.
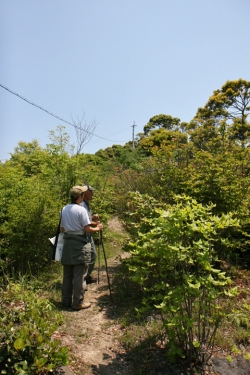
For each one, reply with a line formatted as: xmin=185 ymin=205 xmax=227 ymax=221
xmin=132 ymin=121 xmax=137 ymax=150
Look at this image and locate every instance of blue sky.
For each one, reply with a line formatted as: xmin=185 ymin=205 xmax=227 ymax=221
xmin=1 ymin=0 xmax=250 ymax=161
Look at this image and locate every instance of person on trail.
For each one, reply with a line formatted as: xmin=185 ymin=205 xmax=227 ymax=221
xmin=60 ymin=186 xmax=103 ymax=310
xmin=80 ymin=185 xmax=100 ymax=284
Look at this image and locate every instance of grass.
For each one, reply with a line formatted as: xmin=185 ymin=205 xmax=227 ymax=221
xmin=98 ymin=225 xmax=129 ymax=259
xmin=214 ymin=267 xmax=250 ymax=357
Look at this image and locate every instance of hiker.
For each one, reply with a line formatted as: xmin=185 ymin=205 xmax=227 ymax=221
xmin=60 ymin=185 xmax=103 ymax=310
xmin=80 ymin=185 xmax=100 ymax=284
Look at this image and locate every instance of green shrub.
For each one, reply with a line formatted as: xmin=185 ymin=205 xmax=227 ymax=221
xmin=123 ymin=193 xmax=239 ymax=363
xmin=0 ymin=282 xmax=68 ymax=374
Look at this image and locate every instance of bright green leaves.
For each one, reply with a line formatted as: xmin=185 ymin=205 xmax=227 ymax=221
xmin=0 ymin=283 xmax=68 ymax=374
xmin=123 ymin=193 xmax=239 ymax=362
xmin=14 ymin=337 xmax=25 ymax=350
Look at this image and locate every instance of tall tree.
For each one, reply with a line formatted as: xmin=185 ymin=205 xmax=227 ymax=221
xmin=195 ymin=79 xmax=250 ymax=142
xmin=143 ymin=114 xmax=182 ymax=135
xmin=9 ymin=140 xmax=47 ymax=176
xmin=138 ymin=127 xmax=187 ymax=155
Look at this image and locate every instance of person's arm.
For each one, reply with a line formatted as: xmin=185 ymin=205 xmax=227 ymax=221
xmin=90 ymin=220 xmax=100 ymax=227
xmin=84 ymin=222 xmax=103 ymax=233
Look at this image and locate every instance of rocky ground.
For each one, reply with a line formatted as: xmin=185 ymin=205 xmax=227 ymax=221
xmin=54 ymin=218 xmax=250 ymax=375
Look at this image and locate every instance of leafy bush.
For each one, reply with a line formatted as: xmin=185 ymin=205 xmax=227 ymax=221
xmin=123 ymin=192 xmax=239 ymax=363
xmin=0 ymin=282 xmax=68 ymax=374
xmin=0 ymin=176 xmax=62 ymax=275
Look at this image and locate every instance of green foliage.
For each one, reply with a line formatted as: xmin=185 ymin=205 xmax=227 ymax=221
xmin=95 ymin=144 xmax=126 ymax=160
xmin=137 ymin=128 xmax=187 ymax=156
xmin=0 ymin=282 xmax=68 ymax=374
xmin=113 ymin=120 xmax=250 ymax=264
xmin=2 ymin=79 xmax=250 ymax=276
xmin=95 ymin=145 xmax=147 ymax=171
xmin=45 ymin=126 xmax=82 ymax=200
xmin=89 ymin=186 xmax=116 ymax=225
xmin=143 ymin=114 xmax=182 ymax=135
xmin=228 ymin=297 xmax=250 ymax=338
xmin=0 ymin=166 xmax=62 ymax=274
xmin=183 ymin=148 xmax=250 ymax=213
xmin=195 ymin=79 xmax=250 ymax=143
xmin=116 ymin=148 xmax=147 ymax=170
xmin=188 ymin=118 xmax=227 ymax=152
xmin=2 ymin=81 xmax=250 ymax=371
xmin=0 ymin=125 xmax=115 ymax=276
xmin=9 ymin=140 xmax=48 ymax=177
xmin=123 ymin=192 xmax=239 ymax=363
xmin=195 ymin=79 xmax=250 ymax=123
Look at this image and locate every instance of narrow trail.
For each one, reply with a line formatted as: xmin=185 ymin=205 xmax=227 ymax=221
xmin=57 ymin=259 xmax=134 ymax=375
xmin=55 ymin=217 xmax=135 ymax=375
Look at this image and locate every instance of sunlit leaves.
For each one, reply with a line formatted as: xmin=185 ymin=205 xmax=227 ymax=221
xmin=0 ymin=284 xmax=68 ymax=373
xmin=123 ymin=193 xmax=239 ymax=362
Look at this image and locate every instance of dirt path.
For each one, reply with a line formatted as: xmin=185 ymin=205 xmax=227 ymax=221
xmin=55 ymin=218 xmax=250 ymax=375
xmin=55 ymin=217 xmax=134 ymax=375
xmin=57 ymin=263 xmax=134 ymax=375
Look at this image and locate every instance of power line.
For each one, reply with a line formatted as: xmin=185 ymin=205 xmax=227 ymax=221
xmin=86 ymin=127 xmax=132 ymax=147
xmin=0 ymin=83 xmax=128 ymax=143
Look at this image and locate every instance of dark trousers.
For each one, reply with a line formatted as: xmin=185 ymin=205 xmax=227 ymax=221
xmin=62 ymin=263 xmax=89 ymax=308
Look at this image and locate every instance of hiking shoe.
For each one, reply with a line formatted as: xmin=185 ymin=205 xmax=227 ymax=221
xmin=72 ymin=302 xmax=91 ymax=310
xmin=86 ymin=276 xmax=97 ymax=284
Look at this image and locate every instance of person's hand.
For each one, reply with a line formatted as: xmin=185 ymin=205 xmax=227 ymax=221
xmin=97 ymin=223 xmax=103 ymax=231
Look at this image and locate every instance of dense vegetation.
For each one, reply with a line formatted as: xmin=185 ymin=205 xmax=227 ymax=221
xmin=1 ymin=79 xmax=250 ymax=373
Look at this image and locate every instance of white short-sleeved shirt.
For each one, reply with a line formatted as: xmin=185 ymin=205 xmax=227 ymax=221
xmin=61 ymin=204 xmax=90 ymax=232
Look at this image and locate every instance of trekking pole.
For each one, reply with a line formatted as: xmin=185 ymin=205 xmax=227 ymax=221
xmin=100 ymin=230 xmax=113 ymax=302
xmin=97 ymin=232 xmax=101 ymax=284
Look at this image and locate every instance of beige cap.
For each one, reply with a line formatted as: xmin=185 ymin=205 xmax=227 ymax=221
xmin=69 ymin=185 xmax=88 ymax=198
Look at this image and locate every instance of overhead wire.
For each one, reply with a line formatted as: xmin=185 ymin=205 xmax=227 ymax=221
xmin=87 ymin=127 xmax=132 ymax=147
xmin=0 ymin=83 xmax=129 ymax=143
